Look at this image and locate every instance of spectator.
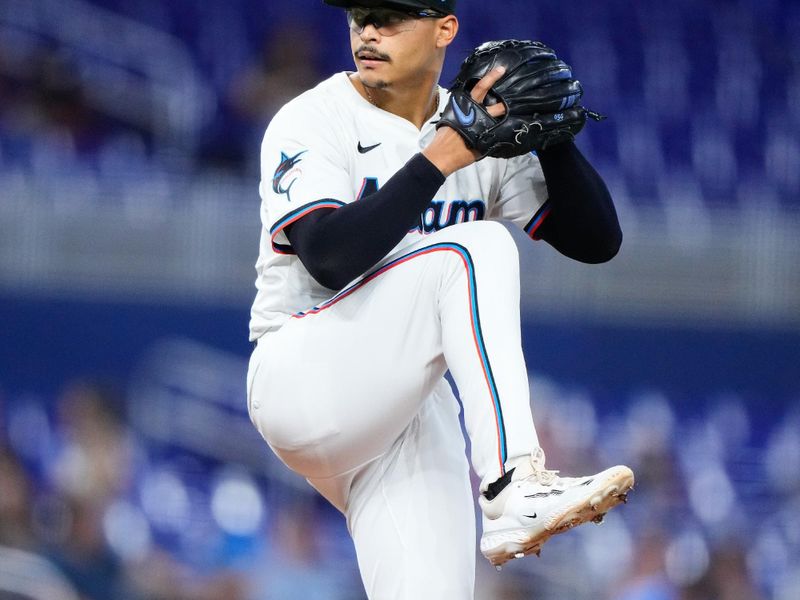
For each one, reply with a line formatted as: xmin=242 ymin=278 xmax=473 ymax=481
xmin=200 ymin=20 xmax=323 ymax=172
xmin=50 ymin=380 xmax=133 ymax=506
xmin=613 ymin=529 xmax=678 ymax=600
xmin=0 ymin=446 xmax=36 ymax=551
xmin=682 ymin=543 xmax=764 ymax=600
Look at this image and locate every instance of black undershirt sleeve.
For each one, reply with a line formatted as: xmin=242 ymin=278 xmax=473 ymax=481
xmin=286 ymin=142 xmax=620 ymax=291
xmin=285 ymin=153 xmax=445 ymax=290
xmin=533 ymin=141 xmax=622 ymax=263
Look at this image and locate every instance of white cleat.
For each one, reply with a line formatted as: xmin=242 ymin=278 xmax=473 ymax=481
xmin=479 ymin=448 xmax=634 ymax=567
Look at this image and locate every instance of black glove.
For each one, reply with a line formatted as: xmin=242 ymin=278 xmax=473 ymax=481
xmin=437 ymin=39 xmax=604 ymax=159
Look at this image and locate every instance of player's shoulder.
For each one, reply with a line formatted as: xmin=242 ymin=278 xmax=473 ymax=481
xmin=267 ymin=73 xmax=353 ymax=133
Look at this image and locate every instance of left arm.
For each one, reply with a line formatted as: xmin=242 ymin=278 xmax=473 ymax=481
xmin=534 ymin=141 xmax=622 ymax=264
xmin=438 ymin=38 xmax=619 ymax=262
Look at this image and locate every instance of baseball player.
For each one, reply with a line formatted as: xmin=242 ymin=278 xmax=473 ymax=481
xmin=246 ymin=1 xmax=634 ymax=597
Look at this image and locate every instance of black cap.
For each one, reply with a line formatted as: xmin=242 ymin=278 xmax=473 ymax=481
xmin=323 ymin=0 xmax=456 ymax=15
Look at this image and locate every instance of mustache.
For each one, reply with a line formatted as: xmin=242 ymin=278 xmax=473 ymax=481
xmin=355 ymin=45 xmax=391 ymax=61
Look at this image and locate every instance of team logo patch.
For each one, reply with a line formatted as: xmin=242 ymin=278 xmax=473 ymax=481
xmin=272 ymin=150 xmax=307 ymax=201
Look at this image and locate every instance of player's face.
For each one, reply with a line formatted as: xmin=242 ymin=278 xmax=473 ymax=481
xmin=348 ymin=8 xmax=456 ymax=90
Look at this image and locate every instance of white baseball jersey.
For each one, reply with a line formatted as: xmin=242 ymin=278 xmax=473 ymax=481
xmin=248 ymin=71 xmax=549 ymax=340
xmin=246 ymin=69 xmax=630 ymax=599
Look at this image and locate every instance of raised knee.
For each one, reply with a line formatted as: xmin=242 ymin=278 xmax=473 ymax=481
xmin=449 ymin=221 xmax=520 ymax=261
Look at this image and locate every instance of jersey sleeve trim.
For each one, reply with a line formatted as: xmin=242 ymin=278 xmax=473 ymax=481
xmin=523 ymin=200 xmax=552 ymax=240
xmin=269 ymin=199 xmax=346 ymax=255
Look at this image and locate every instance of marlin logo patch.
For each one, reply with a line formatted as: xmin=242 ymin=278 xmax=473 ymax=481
xmin=272 ymin=150 xmax=307 ymax=201
xmin=451 ymin=96 xmax=476 ymax=127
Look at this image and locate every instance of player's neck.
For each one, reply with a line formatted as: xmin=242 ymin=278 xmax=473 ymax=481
xmin=353 ymin=74 xmax=440 ymax=129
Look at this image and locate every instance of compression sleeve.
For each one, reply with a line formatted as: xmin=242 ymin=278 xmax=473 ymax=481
xmin=285 ymin=153 xmax=446 ymax=290
xmin=533 ymin=142 xmax=622 ymax=263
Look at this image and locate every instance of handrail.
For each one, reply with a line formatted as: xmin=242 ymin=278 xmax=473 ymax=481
xmin=0 ymin=0 xmax=216 ymax=153
xmin=0 ymin=545 xmax=80 ymax=600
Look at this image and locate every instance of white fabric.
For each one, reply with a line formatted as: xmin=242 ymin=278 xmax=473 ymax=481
xmin=248 ymin=72 xmax=548 ymax=340
xmin=247 ymin=72 xmax=549 ymax=599
xmin=248 ymin=221 xmax=538 ymax=488
xmin=247 ymin=222 xmax=541 ymax=599
xmin=344 ymin=379 xmax=476 ymax=600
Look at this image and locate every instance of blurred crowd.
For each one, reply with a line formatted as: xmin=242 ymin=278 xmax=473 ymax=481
xmin=0 ymin=379 xmax=362 ymax=600
xmin=0 ymin=47 xmax=116 ymax=165
xmin=0 ymin=24 xmax=314 ymax=179
xmin=1 ymin=0 xmax=798 ymax=206
xmin=1 ymin=371 xmax=798 ymax=599
xmin=0 ymin=0 xmax=333 ymax=180
xmin=2 ymin=0 xmax=799 ymax=598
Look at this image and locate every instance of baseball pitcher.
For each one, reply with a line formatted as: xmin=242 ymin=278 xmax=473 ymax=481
xmin=247 ymin=1 xmax=634 ymax=597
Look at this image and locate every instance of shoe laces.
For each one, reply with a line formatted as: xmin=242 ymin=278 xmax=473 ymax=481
xmin=528 ymin=447 xmax=559 ymax=486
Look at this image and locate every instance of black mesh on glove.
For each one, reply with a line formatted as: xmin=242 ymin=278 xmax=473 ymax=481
xmin=437 ymin=39 xmax=604 ymax=159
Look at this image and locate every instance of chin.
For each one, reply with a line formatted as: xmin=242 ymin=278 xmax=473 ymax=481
xmin=360 ymin=74 xmax=389 ymax=90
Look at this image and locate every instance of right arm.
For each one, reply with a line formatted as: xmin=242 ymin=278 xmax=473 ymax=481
xmin=286 ymin=154 xmax=444 ymax=290
xmin=286 ymin=68 xmax=508 ymax=290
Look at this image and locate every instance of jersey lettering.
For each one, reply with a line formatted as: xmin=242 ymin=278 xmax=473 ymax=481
xmin=414 ymin=199 xmax=486 ymax=234
xmin=357 ymin=177 xmax=485 ymax=234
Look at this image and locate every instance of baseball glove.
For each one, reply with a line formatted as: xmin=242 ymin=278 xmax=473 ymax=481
xmin=437 ymin=39 xmax=604 ymax=159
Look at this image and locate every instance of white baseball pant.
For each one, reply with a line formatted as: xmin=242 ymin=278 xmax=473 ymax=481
xmin=247 ymin=220 xmax=540 ymax=599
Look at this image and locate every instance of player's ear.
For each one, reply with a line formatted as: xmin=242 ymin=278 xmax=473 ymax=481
xmin=435 ymin=15 xmax=458 ymax=48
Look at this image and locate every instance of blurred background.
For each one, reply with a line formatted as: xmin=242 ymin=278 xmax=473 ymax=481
xmin=0 ymin=0 xmax=798 ymax=598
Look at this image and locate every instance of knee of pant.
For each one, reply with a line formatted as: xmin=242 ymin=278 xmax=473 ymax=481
xmin=449 ymin=220 xmax=520 ymax=266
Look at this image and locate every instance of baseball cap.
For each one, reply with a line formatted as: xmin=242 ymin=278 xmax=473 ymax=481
xmin=323 ymin=0 xmax=457 ymax=15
